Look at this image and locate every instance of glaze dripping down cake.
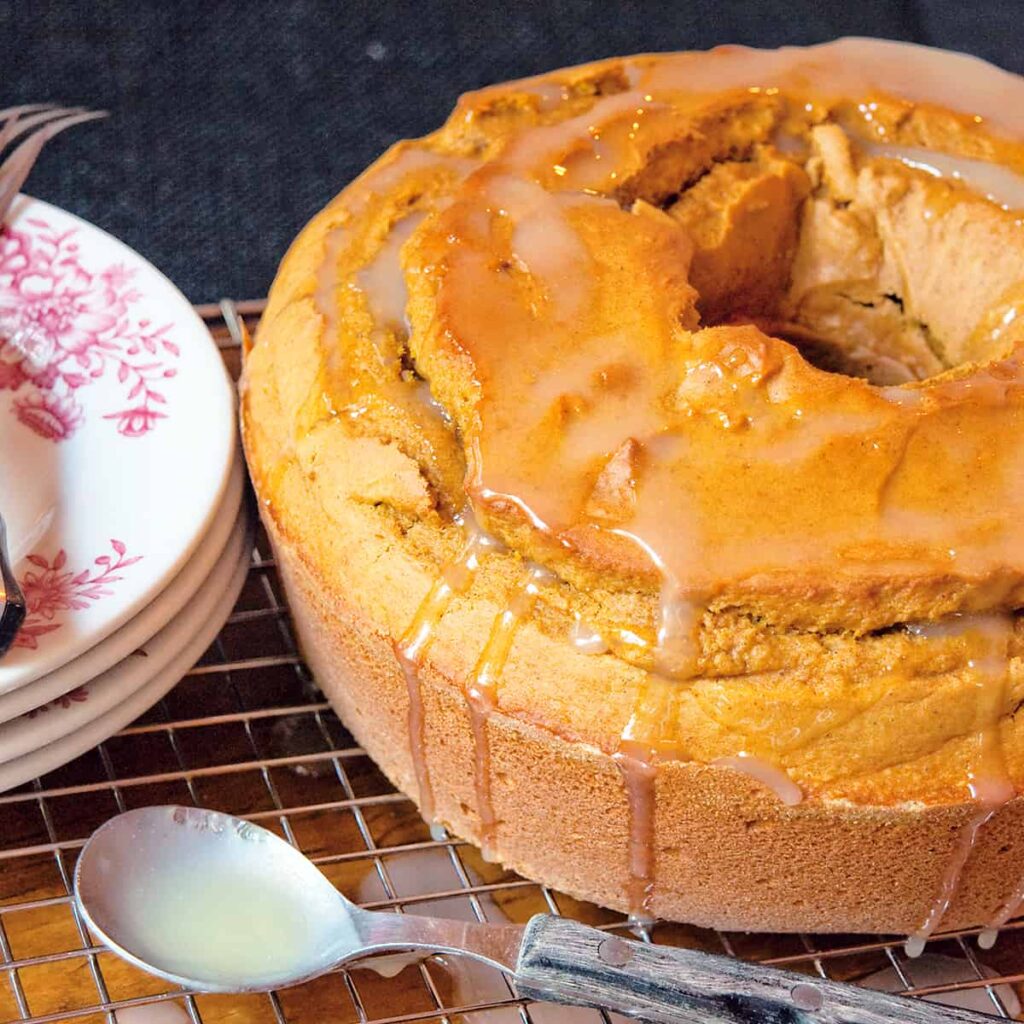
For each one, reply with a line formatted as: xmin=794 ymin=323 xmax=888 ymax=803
xmin=242 ymin=39 xmax=1024 ymax=938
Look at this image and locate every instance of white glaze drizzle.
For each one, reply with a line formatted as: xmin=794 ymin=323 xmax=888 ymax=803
xmin=523 ymin=80 xmax=568 ymax=112
xmin=711 ymin=753 xmax=804 ymax=806
xmin=904 ymin=794 xmax=1005 ymax=959
xmin=861 ymin=142 xmax=1024 ymax=211
xmin=979 ymin=867 xmax=1024 ymax=950
xmin=313 ymin=224 xmax=350 ymax=364
xmin=612 ymin=746 xmax=659 ymax=914
xmin=611 ymin=568 xmax=707 ymax=916
xmin=653 ymin=579 xmax=703 ymax=680
xmin=466 ymin=561 xmax=555 ymax=859
xmin=486 ymin=174 xmax=594 ymax=321
xmin=638 ymin=39 xmax=1024 ymax=138
xmin=501 ymin=88 xmax=652 ymax=181
xmin=904 ymin=613 xmax=1016 ymax=955
xmin=356 ymin=210 xmax=428 ymax=369
xmin=308 ymin=146 xmax=479 ymax=432
xmin=607 ymin=527 xmax=705 ymax=682
xmin=393 ymin=513 xmax=502 ymax=824
xmin=313 ymin=147 xmax=470 ymax=342
xmin=570 ymin=615 xmax=609 ymax=655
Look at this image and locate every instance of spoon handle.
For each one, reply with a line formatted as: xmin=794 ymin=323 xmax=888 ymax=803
xmin=513 ymin=915 xmax=989 ymax=1024
xmin=0 ymin=514 xmax=25 ymax=656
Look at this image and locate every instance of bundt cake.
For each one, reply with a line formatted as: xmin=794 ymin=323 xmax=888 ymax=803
xmin=242 ymin=38 xmax=1024 ymax=940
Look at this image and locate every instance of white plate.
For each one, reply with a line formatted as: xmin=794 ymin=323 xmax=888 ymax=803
xmin=0 ymin=507 xmax=249 ymax=765
xmin=0 ymin=195 xmax=236 ymax=693
xmin=0 ymin=541 xmax=250 ymax=792
xmin=0 ymin=454 xmax=244 ymax=722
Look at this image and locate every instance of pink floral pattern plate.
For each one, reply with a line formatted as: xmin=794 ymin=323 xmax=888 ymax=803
xmin=0 ymin=457 xmax=243 ymax=723
xmin=0 ymin=512 xmax=248 ymax=766
xmin=0 ymin=217 xmax=180 ymax=443
xmin=0 ymin=522 xmax=250 ymax=790
xmin=0 ymin=196 xmax=236 ymax=695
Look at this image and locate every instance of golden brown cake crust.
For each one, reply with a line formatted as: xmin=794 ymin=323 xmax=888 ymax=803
xmin=242 ymin=39 xmax=1024 ymax=932
xmin=273 ymin=527 xmax=1024 ymax=932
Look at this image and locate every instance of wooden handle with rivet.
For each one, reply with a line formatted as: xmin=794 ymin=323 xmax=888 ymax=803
xmin=513 ymin=915 xmax=992 ymax=1023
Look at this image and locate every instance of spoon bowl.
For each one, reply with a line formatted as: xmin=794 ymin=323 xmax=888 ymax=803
xmin=74 ymin=805 xmax=522 ymax=993
xmin=74 ymin=805 xmax=360 ymax=992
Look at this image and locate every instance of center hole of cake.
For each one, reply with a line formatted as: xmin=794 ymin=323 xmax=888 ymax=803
xmin=771 ymin=305 xmax=923 ymax=386
xmin=654 ymin=118 xmax=1022 ymax=386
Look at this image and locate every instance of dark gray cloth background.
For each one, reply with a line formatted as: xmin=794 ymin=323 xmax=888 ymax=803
xmin=3 ymin=1 xmax=1021 ymax=303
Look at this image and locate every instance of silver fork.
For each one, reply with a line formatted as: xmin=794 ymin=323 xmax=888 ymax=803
xmin=0 ymin=103 xmax=107 ymax=225
xmin=0 ymin=514 xmax=25 ymax=656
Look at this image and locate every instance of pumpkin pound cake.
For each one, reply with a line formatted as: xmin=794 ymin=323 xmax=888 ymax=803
xmin=243 ymin=39 xmax=1024 ymax=939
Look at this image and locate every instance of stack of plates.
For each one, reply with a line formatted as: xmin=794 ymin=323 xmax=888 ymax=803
xmin=0 ymin=197 xmax=247 ymax=791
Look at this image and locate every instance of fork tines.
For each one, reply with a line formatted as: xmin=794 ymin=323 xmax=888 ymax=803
xmin=0 ymin=103 xmax=107 ymax=226
xmin=0 ymin=104 xmax=104 ymax=656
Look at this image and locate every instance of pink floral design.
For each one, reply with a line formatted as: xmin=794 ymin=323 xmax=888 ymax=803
xmin=14 ymin=391 xmax=84 ymax=440
xmin=105 ymin=405 xmax=165 ymax=438
xmin=14 ymin=539 xmax=142 ymax=650
xmin=25 ymin=686 xmax=89 ymax=719
xmin=0 ymin=219 xmax=178 ymax=442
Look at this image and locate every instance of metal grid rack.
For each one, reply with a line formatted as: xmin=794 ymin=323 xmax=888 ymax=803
xmin=1 ymin=300 xmax=1024 ymax=1024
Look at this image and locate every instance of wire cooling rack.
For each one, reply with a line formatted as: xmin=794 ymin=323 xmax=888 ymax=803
xmin=1 ymin=300 xmax=1023 ymax=1024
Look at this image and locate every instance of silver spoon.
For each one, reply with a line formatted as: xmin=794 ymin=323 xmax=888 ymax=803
xmin=73 ymin=806 xmax=991 ymax=1023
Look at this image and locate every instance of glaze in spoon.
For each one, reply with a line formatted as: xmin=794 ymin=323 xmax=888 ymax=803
xmin=73 ymin=806 xmax=992 ymax=1023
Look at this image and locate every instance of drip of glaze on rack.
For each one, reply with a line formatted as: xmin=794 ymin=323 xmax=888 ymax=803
xmin=307 ymin=38 xmax=1024 ymax=951
xmin=393 ymin=512 xmax=502 ymax=825
xmin=903 ymin=613 xmax=1018 ymax=957
xmin=466 ymin=561 xmax=557 ymax=860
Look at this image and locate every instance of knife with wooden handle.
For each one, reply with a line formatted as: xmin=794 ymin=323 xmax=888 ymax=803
xmin=512 ymin=916 xmax=993 ymax=1023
